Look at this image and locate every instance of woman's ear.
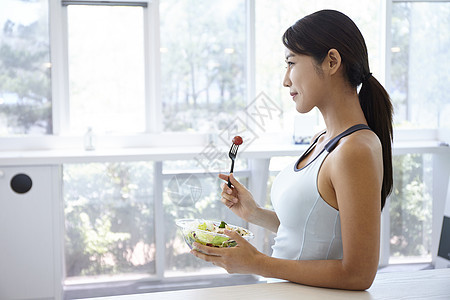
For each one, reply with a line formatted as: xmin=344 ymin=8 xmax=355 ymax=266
xmin=324 ymin=49 xmax=342 ymax=76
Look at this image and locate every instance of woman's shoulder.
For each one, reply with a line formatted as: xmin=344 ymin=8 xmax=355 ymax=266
xmin=326 ymin=129 xmax=384 ymax=194
xmin=348 ymin=129 xmax=381 ymax=149
xmin=330 ymin=129 xmax=382 ymax=168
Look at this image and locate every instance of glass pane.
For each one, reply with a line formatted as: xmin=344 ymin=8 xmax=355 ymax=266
xmin=163 ymin=156 xmax=248 ymax=177
xmin=390 ymin=2 xmax=450 ymax=128
xmin=67 ymin=5 xmax=145 ymax=134
xmin=0 ymin=0 xmax=51 ymax=135
xmin=63 ymin=162 xmax=155 ymax=283
xmin=160 ymin=0 xmax=246 ymax=133
xmin=255 ymin=0 xmax=381 ymax=139
xmin=163 ymin=170 xmax=248 ymax=275
xmin=390 ymin=154 xmax=433 ymax=263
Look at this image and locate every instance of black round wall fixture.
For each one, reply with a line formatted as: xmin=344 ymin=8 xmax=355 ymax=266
xmin=10 ymin=173 xmax=33 ymax=194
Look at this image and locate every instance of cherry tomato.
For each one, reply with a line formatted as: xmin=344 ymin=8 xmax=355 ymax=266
xmin=232 ymin=136 xmax=243 ymax=145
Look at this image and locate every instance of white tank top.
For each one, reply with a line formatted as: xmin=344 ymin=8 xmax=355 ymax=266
xmin=271 ymin=124 xmax=371 ymax=261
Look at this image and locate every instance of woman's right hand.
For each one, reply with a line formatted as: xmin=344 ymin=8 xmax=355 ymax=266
xmin=218 ymin=173 xmax=259 ymax=223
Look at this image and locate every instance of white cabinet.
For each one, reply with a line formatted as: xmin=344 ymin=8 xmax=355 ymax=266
xmin=0 ymin=166 xmax=62 ymax=300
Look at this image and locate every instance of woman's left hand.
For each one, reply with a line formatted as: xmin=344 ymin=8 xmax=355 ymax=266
xmin=190 ymin=229 xmax=266 ymax=274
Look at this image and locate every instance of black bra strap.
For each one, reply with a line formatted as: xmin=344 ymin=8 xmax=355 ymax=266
xmin=299 ymin=131 xmax=326 ymax=160
xmin=324 ymin=124 xmax=372 ymax=152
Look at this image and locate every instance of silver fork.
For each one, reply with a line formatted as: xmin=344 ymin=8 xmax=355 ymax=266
xmin=227 ymin=142 xmax=240 ymax=188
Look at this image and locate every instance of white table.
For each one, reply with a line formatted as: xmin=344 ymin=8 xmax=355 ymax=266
xmin=80 ymin=268 xmax=450 ymax=300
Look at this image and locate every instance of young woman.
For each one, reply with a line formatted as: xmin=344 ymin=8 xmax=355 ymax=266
xmin=191 ymin=9 xmax=393 ymax=290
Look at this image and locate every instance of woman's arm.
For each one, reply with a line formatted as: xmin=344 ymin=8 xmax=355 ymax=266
xmin=220 ymin=173 xmax=280 ymax=233
xmin=194 ymin=135 xmax=382 ymax=290
xmin=249 ymin=206 xmax=280 ymax=233
xmin=261 ymin=138 xmax=382 ymax=289
xmin=219 ymin=130 xmax=328 ymax=233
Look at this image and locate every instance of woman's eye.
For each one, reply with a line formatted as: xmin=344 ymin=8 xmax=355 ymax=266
xmin=285 ymin=61 xmax=294 ymax=68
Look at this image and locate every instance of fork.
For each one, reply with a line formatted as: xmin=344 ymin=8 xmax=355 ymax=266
xmin=227 ymin=142 xmax=240 ymax=188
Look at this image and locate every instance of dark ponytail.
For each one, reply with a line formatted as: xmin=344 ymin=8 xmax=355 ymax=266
xmin=282 ymin=10 xmax=393 ymax=210
xmin=359 ymin=76 xmax=393 ymax=210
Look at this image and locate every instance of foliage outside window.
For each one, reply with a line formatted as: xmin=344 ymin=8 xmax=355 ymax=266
xmin=390 ymin=1 xmax=450 ymax=129
xmin=0 ymin=0 xmax=52 ymax=136
xmin=163 ymin=172 xmax=248 ymax=275
xmin=255 ymin=0 xmax=381 ymax=138
xmin=160 ymin=0 xmax=247 ymax=133
xmin=390 ymin=154 xmax=433 ymax=263
xmin=63 ymin=160 xmax=249 ymax=279
xmin=1 ymin=0 xmax=447 ymax=290
xmin=64 ymin=162 xmax=156 ymax=280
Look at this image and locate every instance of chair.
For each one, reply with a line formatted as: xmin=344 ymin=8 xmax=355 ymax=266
xmin=435 ymin=177 xmax=450 ymax=269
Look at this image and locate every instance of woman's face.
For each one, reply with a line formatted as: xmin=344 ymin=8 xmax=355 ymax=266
xmin=283 ymin=49 xmax=326 ymax=113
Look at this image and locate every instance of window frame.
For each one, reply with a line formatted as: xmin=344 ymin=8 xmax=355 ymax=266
xmin=387 ymin=0 xmax=450 ymax=142
xmin=379 ymin=0 xmax=450 ymax=267
xmin=53 ymin=0 xmax=160 ymax=136
xmin=0 ymin=0 xmax=446 ymax=150
xmin=1 ymin=0 xmax=450 ymax=294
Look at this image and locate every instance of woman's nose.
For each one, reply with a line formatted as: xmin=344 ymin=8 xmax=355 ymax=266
xmin=283 ymin=70 xmax=291 ymax=87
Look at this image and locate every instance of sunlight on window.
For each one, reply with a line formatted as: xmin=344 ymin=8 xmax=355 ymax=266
xmin=63 ymin=162 xmax=156 ymax=283
xmin=0 ymin=0 xmax=51 ymax=136
xmin=390 ymin=2 xmax=450 ymax=129
xmin=159 ymin=0 xmax=246 ymax=133
xmin=389 ymin=154 xmax=433 ymax=264
xmin=255 ymin=0 xmax=382 ymax=139
xmin=67 ymin=5 xmax=145 ymax=135
xmin=163 ymin=172 xmax=248 ymax=275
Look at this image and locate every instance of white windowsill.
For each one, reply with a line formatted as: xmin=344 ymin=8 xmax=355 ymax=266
xmin=0 ymin=140 xmax=448 ymax=166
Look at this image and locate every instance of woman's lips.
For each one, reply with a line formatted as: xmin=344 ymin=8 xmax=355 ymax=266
xmin=290 ymin=92 xmax=298 ymax=100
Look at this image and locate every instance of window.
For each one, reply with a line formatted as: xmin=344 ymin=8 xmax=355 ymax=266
xmin=162 ymin=169 xmax=248 ymax=276
xmin=0 ymin=0 xmax=51 ymax=136
xmin=390 ymin=1 xmax=450 ymax=129
xmin=162 ymin=159 xmax=248 ymax=275
xmin=159 ymin=0 xmax=247 ymax=133
xmin=63 ymin=162 xmax=156 ymax=283
xmin=387 ymin=0 xmax=450 ymax=264
xmin=63 ymin=159 xmax=250 ymax=282
xmin=66 ymin=4 xmax=146 ymax=135
xmin=390 ymin=154 xmax=433 ymax=263
xmin=255 ymin=0 xmax=382 ymax=140
xmin=57 ymin=0 xmax=448 ymax=287
xmin=1 ymin=1 xmax=449 ymax=298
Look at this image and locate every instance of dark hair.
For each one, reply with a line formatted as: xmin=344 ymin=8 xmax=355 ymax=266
xmin=282 ymin=10 xmax=393 ymax=210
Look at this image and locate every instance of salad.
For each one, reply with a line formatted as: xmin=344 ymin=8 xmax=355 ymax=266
xmin=176 ymin=219 xmax=253 ymax=249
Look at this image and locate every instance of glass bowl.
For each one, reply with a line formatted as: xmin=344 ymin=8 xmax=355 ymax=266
xmin=176 ymin=218 xmax=254 ymax=249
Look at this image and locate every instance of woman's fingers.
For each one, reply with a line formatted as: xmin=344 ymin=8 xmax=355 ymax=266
xmin=192 ymin=243 xmax=222 ymax=257
xmin=220 ymin=182 xmax=238 ymax=205
xmin=190 ymin=235 xmax=261 ymax=275
xmin=219 ymin=173 xmax=242 ymax=190
xmin=220 ymin=182 xmax=233 ymax=195
xmin=228 ymin=173 xmax=243 ymax=189
xmin=221 ymin=197 xmax=235 ymax=208
xmin=221 ymin=194 xmax=237 ymax=204
xmin=224 ymin=229 xmax=246 ymax=244
xmin=218 ymin=173 xmax=229 ymax=182
xmin=221 ymin=190 xmax=237 ymax=202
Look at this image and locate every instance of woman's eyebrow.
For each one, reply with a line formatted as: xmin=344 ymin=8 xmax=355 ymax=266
xmin=285 ymin=53 xmax=295 ymax=60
